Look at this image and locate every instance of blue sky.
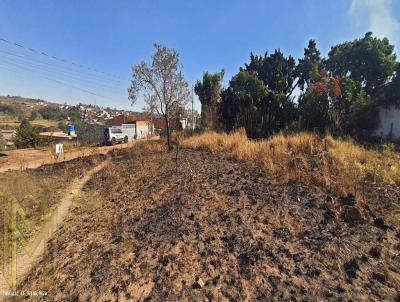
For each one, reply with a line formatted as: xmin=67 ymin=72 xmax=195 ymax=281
xmin=0 ymin=0 xmax=399 ymax=111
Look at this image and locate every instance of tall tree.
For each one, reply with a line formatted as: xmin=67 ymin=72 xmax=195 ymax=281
xmin=327 ymin=32 xmax=397 ymax=96
xmin=219 ymin=70 xmax=267 ymax=137
xmin=245 ymin=50 xmax=298 ymax=135
xmin=14 ymin=119 xmax=39 ymax=148
xmin=128 ymin=44 xmax=190 ymax=148
xmin=194 ymin=70 xmax=224 ymax=129
xmin=295 ymin=39 xmax=323 ymax=92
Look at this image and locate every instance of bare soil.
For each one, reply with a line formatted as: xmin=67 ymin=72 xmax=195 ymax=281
xmin=16 ymin=141 xmax=400 ymax=301
xmin=0 ymin=141 xmax=140 ymax=173
xmin=0 ymin=158 xmax=110 ymax=298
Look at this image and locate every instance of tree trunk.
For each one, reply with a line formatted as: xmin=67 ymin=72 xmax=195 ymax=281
xmin=165 ymin=114 xmax=171 ymax=149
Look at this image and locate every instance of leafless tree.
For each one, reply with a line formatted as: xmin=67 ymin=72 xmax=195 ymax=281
xmin=128 ymin=44 xmax=190 ymax=148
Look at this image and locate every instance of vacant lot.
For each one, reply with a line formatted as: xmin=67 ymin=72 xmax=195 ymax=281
xmin=17 ymin=140 xmax=400 ymax=301
xmin=0 ymin=154 xmax=106 ymax=264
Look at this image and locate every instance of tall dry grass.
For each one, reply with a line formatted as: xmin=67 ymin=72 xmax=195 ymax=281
xmin=182 ymin=129 xmax=400 ymax=196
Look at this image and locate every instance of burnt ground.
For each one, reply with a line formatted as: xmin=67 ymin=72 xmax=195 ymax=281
xmin=18 ymin=141 xmax=400 ymax=301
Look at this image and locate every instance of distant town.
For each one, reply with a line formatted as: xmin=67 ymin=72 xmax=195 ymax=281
xmin=0 ymin=95 xmax=200 ymax=149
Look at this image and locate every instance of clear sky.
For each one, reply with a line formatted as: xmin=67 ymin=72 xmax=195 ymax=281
xmin=0 ymin=0 xmax=399 ymax=111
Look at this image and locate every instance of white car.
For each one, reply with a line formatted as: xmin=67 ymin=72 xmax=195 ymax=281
xmin=104 ymin=127 xmax=128 ymax=145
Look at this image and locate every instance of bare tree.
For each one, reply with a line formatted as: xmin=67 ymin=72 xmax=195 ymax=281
xmin=128 ymin=44 xmax=190 ymax=148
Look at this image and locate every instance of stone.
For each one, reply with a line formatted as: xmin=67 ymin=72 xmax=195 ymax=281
xmin=342 ymin=206 xmax=362 ymax=225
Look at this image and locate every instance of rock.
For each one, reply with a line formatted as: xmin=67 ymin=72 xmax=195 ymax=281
xmin=344 ymin=259 xmax=359 ymax=279
xmin=340 ymin=193 xmax=356 ymax=206
xmin=323 ymin=208 xmax=336 ymax=224
xmin=226 ymin=168 xmax=234 ymax=175
xmin=372 ymin=272 xmax=387 ymax=283
xmin=373 ymin=217 xmax=388 ymax=231
xmin=196 ymin=277 xmax=204 ymax=288
xmin=342 ymin=206 xmax=362 ymax=225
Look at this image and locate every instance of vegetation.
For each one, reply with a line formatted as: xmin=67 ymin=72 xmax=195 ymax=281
xmin=38 ymin=106 xmax=67 ymax=121
xmin=128 ymin=44 xmax=190 ymax=148
xmin=194 ymin=70 xmax=224 ymax=129
xmin=13 ymin=120 xmax=40 ymax=148
xmin=197 ymin=33 xmax=399 ymax=139
xmin=182 ymin=130 xmax=400 ymax=196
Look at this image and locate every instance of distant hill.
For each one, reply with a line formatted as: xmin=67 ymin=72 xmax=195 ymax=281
xmin=0 ymin=95 xmax=147 ymax=130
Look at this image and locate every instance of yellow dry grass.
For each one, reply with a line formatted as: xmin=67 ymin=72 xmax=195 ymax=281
xmin=182 ymin=129 xmax=400 ymax=195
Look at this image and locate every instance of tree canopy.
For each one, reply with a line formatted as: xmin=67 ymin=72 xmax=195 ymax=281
xmin=203 ymin=32 xmax=400 ymax=139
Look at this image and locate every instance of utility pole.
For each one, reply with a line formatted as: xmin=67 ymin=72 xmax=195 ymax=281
xmin=191 ymin=85 xmax=195 ymax=130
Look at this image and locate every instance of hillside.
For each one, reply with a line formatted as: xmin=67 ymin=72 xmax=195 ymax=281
xmin=0 ymin=96 xmax=60 ymax=129
xmin=14 ymin=138 xmax=400 ymax=301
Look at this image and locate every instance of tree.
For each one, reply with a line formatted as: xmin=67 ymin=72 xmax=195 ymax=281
xmin=219 ymin=70 xmax=267 ymax=137
xmin=194 ymin=70 xmax=224 ymax=129
xmin=327 ymin=32 xmax=397 ymax=96
xmin=299 ymin=69 xmax=341 ymax=131
xmin=30 ymin=110 xmax=38 ymax=121
xmin=295 ymin=39 xmax=323 ymax=92
xmin=128 ymin=44 xmax=190 ymax=148
xmin=244 ymin=50 xmax=298 ymax=135
xmin=14 ymin=119 xmax=39 ymax=149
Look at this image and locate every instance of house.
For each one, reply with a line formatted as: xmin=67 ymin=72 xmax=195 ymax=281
xmin=152 ymin=117 xmax=183 ymax=132
xmin=132 ymin=120 xmax=153 ymax=139
xmin=373 ymin=105 xmax=400 ymax=141
xmin=104 ymin=114 xmax=154 ymax=140
xmin=105 ymin=114 xmax=138 ymax=126
xmin=0 ymin=129 xmax=16 ymax=148
xmin=38 ymin=132 xmax=72 ymax=144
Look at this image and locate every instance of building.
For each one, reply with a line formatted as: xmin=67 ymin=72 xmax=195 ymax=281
xmin=373 ymin=105 xmax=400 ymax=141
xmin=104 ymin=114 xmax=154 ymax=140
xmin=152 ymin=117 xmax=183 ymax=132
xmin=132 ymin=120 xmax=153 ymax=139
xmin=105 ymin=114 xmax=138 ymax=126
xmin=38 ymin=132 xmax=73 ymax=144
xmin=0 ymin=129 xmax=16 ymax=149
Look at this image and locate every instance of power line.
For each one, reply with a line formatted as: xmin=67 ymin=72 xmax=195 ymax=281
xmin=0 ymin=36 xmax=126 ymax=81
xmin=0 ymin=59 xmax=124 ymax=101
xmin=0 ymin=48 xmax=125 ymax=85
xmin=0 ymin=52 xmax=125 ymax=92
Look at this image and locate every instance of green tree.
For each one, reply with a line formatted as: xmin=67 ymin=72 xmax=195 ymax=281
xmin=327 ymin=32 xmax=397 ymax=96
xmin=30 ymin=110 xmax=38 ymax=121
xmin=14 ymin=119 xmax=39 ymax=148
xmin=244 ymin=50 xmax=298 ymax=135
xmin=295 ymin=39 xmax=323 ymax=92
xmin=219 ymin=70 xmax=267 ymax=137
xmin=194 ymin=70 xmax=224 ymax=129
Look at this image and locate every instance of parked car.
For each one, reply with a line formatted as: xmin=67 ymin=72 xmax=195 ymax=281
xmin=104 ymin=127 xmax=128 ymax=145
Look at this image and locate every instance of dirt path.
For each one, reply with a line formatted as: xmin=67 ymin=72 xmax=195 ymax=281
xmin=0 ymin=158 xmax=111 ymax=299
xmin=0 ymin=137 xmax=157 ymax=173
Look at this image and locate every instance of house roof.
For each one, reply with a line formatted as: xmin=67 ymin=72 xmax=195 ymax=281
xmin=38 ymin=132 xmax=72 ymax=139
xmin=105 ymin=114 xmax=139 ymax=125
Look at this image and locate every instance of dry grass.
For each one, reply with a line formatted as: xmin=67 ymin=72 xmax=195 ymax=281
xmin=182 ymin=129 xmax=400 ymax=196
xmin=0 ymin=156 xmax=102 ymax=264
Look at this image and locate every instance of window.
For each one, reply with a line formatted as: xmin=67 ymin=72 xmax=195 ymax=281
xmin=111 ymin=128 xmax=122 ymax=134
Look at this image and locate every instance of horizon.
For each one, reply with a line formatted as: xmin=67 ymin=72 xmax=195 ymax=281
xmin=0 ymin=0 xmax=399 ymax=112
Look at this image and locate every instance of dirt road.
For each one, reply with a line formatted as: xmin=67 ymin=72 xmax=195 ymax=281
xmin=0 ymin=158 xmax=110 ymax=299
xmin=0 ymin=138 xmax=156 ymax=173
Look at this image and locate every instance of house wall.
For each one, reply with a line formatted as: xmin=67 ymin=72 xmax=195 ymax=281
xmin=374 ymin=106 xmax=400 ymax=140
xmin=135 ymin=121 xmax=153 ymax=139
xmin=121 ymin=124 xmax=136 ymax=141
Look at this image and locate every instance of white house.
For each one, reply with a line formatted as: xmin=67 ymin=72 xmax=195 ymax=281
xmin=373 ymin=105 xmax=400 ymax=140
